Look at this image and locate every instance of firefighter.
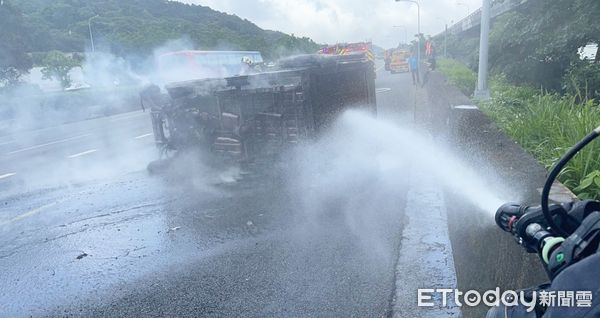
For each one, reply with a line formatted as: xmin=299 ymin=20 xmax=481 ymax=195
xmin=426 ymin=38 xmax=436 ymax=71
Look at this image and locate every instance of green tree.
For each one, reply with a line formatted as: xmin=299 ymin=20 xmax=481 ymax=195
xmin=9 ymin=0 xmax=320 ymax=60
xmin=40 ymin=50 xmax=80 ymax=88
xmin=489 ymin=0 xmax=599 ymax=91
xmin=0 ymin=0 xmax=33 ymax=87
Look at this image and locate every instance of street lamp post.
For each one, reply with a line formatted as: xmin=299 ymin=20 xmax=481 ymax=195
xmin=88 ymin=15 xmax=99 ymax=53
xmin=474 ymin=0 xmax=491 ymax=99
xmin=394 ymin=0 xmax=421 ymax=71
xmin=392 ymin=25 xmax=408 ymax=45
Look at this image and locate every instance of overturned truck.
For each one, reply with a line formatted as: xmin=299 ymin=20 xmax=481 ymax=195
xmin=142 ymin=54 xmax=376 ymax=167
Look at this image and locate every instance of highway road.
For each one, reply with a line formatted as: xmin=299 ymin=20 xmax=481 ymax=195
xmin=0 ymin=66 xmax=460 ymax=317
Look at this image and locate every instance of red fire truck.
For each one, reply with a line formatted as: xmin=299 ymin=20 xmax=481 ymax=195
xmin=318 ymin=42 xmax=375 ymax=62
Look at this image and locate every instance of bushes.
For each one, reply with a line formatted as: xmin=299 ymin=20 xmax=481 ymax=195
xmin=481 ymin=83 xmax=600 ymax=192
xmin=438 ymin=59 xmax=600 ymax=199
xmin=563 ymin=60 xmax=600 ymax=102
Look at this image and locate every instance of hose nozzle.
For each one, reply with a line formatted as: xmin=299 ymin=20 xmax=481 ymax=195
xmin=495 ymin=203 xmax=526 ymax=233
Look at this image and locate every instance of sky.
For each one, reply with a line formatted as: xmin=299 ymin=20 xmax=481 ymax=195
xmin=178 ymin=0 xmax=483 ymax=48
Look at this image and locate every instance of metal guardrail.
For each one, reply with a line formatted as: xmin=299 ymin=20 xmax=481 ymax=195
xmin=442 ymin=0 xmax=528 ymax=36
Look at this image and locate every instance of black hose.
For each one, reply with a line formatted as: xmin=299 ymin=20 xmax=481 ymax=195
xmin=541 ymin=126 xmax=600 ymax=237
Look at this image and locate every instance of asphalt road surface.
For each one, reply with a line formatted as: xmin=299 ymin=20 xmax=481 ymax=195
xmin=0 ymin=66 xmax=447 ymax=317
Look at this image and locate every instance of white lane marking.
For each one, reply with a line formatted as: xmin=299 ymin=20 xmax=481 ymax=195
xmin=109 ymin=111 xmax=147 ymax=122
xmin=376 ymin=66 xmax=384 ymax=72
xmin=376 ymin=88 xmax=392 ymax=93
xmin=0 ymin=173 xmax=16 ymax=180
xmin=67 ymin=149 xmax=97 ymax=159
xmin=110 ymin=110 xmax=144 ymax=118
xmin=134 ymin=133 xmax=153 ymax=140
xmin=7 ymin=134 xmax=92 ymax=155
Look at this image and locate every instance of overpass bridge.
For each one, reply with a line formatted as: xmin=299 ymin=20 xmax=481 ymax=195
xmin=441 ymin=0 xmax=528 ymax=36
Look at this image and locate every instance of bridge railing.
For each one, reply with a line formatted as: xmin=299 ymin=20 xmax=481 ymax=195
xmin=442 ymin=0 xmax=528 ymax=36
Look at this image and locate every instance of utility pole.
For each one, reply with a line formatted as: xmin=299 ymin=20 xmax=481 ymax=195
xmin=436 ymin=18 xmax=449 ymax=58
xmin=444 ymin=24 xmax=448 ymax=58
xmin=88 ymin=15 xmax=99 ymax=53
xmin=474 ymin=0 xmax=491 ymax=99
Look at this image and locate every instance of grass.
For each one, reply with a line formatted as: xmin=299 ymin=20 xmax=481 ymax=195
xmin=438 ymin=58 xmax=600 ymax=199
xmin=437 ymin=59 xmax=477 ymax=97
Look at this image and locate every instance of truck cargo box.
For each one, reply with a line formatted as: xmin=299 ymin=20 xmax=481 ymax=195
xmin=143 ymin=53 xmax=376 ymax=162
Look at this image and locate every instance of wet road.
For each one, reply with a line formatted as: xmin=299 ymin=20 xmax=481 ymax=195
xmin=0 ymin=110 xmax=154 ymax=193
xmin=0 ymin=67 xmax=426 ymax=317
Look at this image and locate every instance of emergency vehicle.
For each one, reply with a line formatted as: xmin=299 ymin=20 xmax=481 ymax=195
xmin=318 ymin=42 xmax=375 ymax=62
xmin=384 ymin=48 xmax=410 ymax=73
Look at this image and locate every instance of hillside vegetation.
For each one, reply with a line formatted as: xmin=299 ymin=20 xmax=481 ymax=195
xmin=0 ymin=0 xmax=320 ymax=86
xmin=16 ymin=0 xmax=319 ymax=58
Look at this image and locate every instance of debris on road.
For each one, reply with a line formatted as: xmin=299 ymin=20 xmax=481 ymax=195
xmin=167 ymin=226 xmax=181 ymax=233
xmin=76 ymin=252 xmax=88 ymax=260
